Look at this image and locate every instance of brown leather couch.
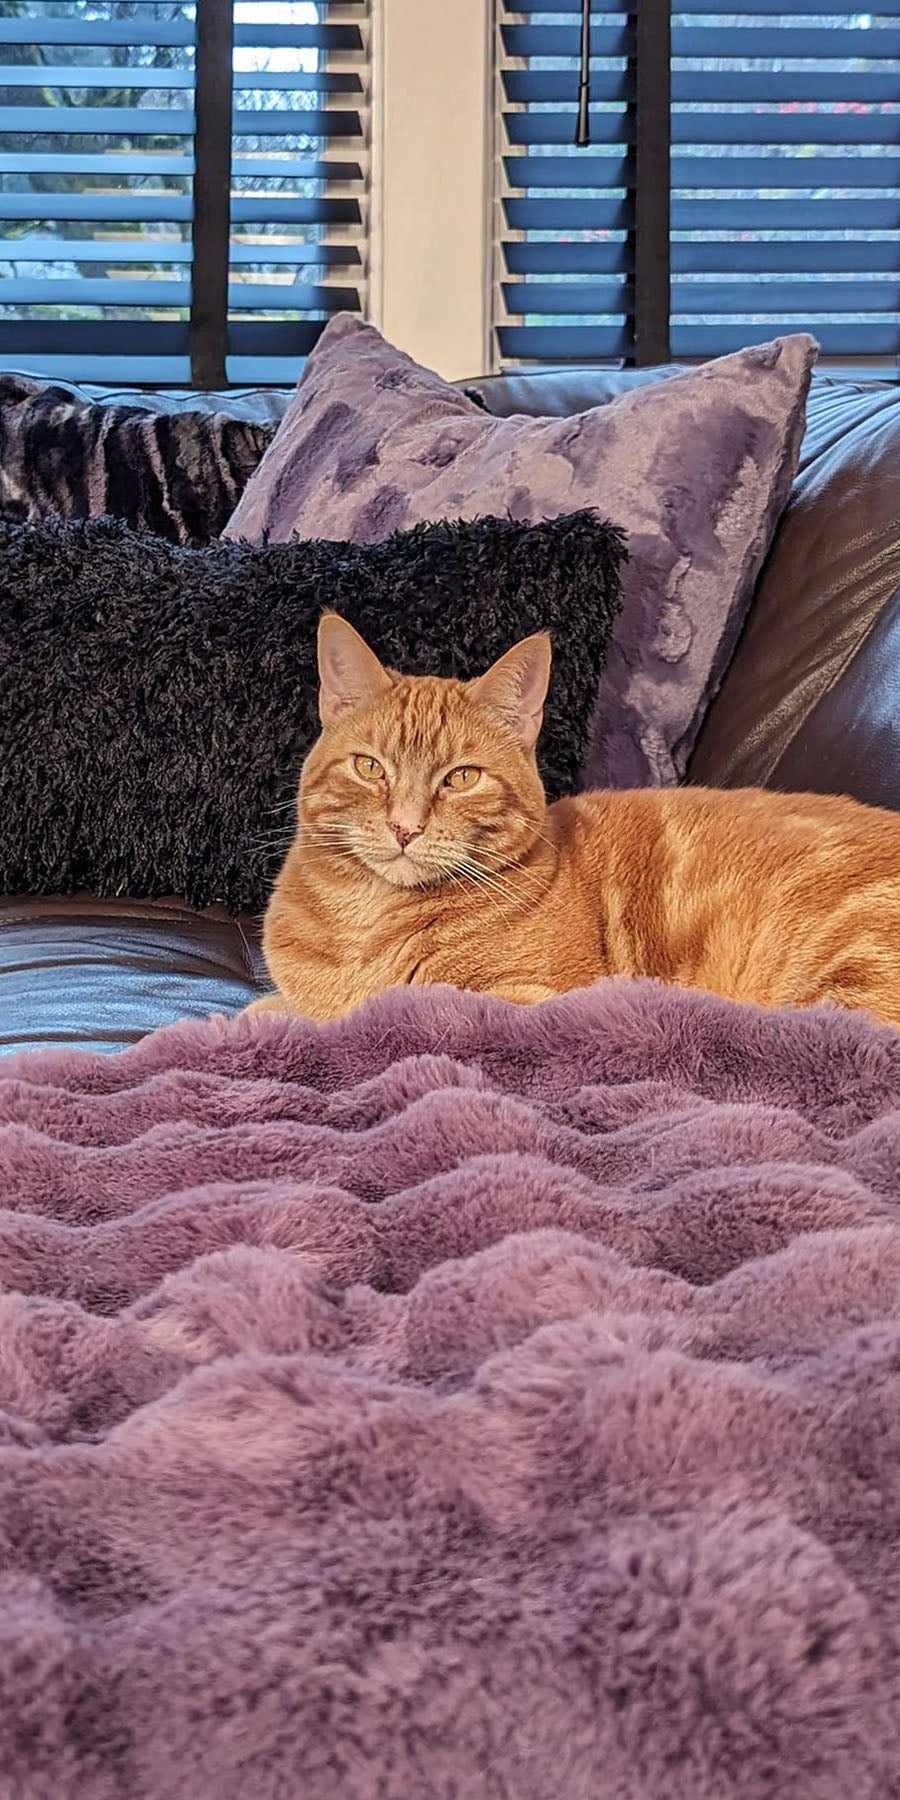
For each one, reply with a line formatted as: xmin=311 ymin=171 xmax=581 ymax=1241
xmin=3 ymin=363 xmax=899 ymax=1059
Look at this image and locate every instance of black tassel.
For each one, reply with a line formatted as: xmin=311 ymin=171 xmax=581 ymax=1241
xmin=575 ymin=0 xmax=591 ymax=145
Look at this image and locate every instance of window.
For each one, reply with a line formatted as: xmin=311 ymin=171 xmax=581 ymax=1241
xmin=0 ymin=0 xmax=370 ymax=385
xmin=494 ymin=1 xmax=900 ymax=366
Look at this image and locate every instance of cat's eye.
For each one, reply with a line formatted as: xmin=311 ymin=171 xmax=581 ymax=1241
xmin=444 ymin=766 xmax=482 ymax=790
xmin=353 ymin=754 xmax=385 ymax=781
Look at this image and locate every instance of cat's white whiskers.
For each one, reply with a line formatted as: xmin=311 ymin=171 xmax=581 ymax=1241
xmin=471 ymin=838 xmax=548 ymax=877
xmin=443 ymin=864 xmax=511 ymax=924
xmin=455 ymin=876 xmax=510 ymax=926
xmin=251 ymin=835 xmax=292 ymax=852
xmin=458 ymin=854 xmax=529 ymax=900
xmin=522 ymin=825 xmax=559 ymax=856
xmin=453 ymin=860 xmax=518 ymax=923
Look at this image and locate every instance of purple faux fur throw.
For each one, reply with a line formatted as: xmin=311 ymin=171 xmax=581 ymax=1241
xmin=2 ymin=977 xmax=900 ymax=1798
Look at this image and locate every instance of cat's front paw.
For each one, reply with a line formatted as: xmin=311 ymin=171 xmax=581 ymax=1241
xmin=489 ymin=982 xmax=557 ymax=1006
xmin=241 ymin=991 xmax=295 ymax=1017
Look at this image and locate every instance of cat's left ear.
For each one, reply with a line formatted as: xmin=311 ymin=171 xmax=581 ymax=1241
xmin=468 ymin=633 xmax=552 ymax=750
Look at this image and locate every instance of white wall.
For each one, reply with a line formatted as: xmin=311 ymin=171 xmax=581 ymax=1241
xmin=368 ymin=0 xmax=495 ymax=380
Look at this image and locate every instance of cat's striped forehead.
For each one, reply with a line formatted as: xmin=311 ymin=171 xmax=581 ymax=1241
xmin=363 ymin=674 xmax=484 ymax=764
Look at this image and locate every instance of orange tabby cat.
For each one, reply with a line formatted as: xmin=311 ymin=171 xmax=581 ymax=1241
xmin=247 ymin=612 xmax=900 ymax=1030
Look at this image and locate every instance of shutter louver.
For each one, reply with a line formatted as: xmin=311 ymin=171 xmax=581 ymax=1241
xmin=0 ymin=0 xmax=369 ymax=385
xmin=672 ymin=4 xmax=900 ymax=359
xmin=496 ymin=2 xmax=899 ymax=368
xmin=496 ymin=3 xmax=635 ymax=363
xmin=226 ymin=0 xmax=367 ymax=384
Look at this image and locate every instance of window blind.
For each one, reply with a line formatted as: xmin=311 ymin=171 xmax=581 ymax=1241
xmin=0 ymin=0 xmax=369 ymax=386
xmin=495 ymin=2 xmax=900 ymax=366
xmin=495 ymin=2 xmax=637 ymax=362
xmin=671 ymin=4 xmax=900 ymax=359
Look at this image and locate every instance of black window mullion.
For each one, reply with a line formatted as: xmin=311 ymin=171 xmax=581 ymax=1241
xmin=191 ymin=0 xmax=234 ymax=389
xmin=631 ymin=0 xmax=670 ymax=365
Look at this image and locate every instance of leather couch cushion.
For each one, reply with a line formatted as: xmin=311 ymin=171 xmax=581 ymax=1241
xmin=0 ymin=895 xmax=263 ymax=1057
xmin=766 ymin=582 xmax=900 ymax=808
xmin=464 ymin=364 xmax=683 ymax=417
xmin=689 ymin=375 xmax=900 ymax=798
xmin=1 ymin=370 xmax=292 ymax=425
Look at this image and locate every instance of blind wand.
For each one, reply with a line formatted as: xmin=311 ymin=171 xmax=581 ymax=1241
xmin=575 ymin=0 xmax=591 ymax=146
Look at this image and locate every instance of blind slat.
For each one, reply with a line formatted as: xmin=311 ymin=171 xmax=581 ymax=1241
xmin=1 ymin=236 xmax=194 ymax=262
xmin=0 ymin=116 xmax=364 ymax=144
xmin=505 ymin=154 xmax=631 ymax=189
xmin=507 ymin=239 xmax=900 ymax=279
xmin=672 ymin=112 xmax=900 ymax=149
xmin=506 ymin=196 xmax=632 ymax=231
xmin=508 ymin=153 xmax=900 ymax=194
xmin=674 ymin=240 xmax=900 ymax=276
xmin=673 ymin=280 xmax=900 ymax=317
xmin=672 ymin=156 xmax=900 ymax=190
xmin=0 ymin=195 xmax=193 ymax=221
xmin=505 ymin=70 xmax=632 ymax=105
xmin=671 ymin=23 xmax=900 ymax=56
xmin=504 ymin=110 xmax=632 ymax=148
xmin=0 ymin=65 xmax=360 ymax=93
xmin=501 ymin=22 xmax=630 ymax=56
xmin=502 ymin=64 xmax=900 ymax=102
xmin=0 ymin=108 xmax=195 ymax=133
xmin=672 ymin=322 xmax=900 ymax=356
xmin=0 ymin=153 xmax=361 ymax=178
xmin=508 ymin=109 xmax=900 ymax=150
xmin=505 ymin=242 xmax=632 ymax=277
xmin=672 ymin=0 xmax=899 ymax=11
xmin=674 ymin=198 xmax=900 ymax=230
xmin=506 ymin=20 xmax=900 ymax=57
xmin=0 ymin=194 xmax=361 ymax=223
xmin=0 ymin=319 xmax=190 ymax=352
xmin=0 ymin=277 xmax=192 ymax=306
xmin=0 ymin=18 xmax=363 ymax=48
xmin=0 ymin=275 xmax=359 ymax=307
xmin=673 ymin=71 xmax=900 ymax=106
xmin=498 ymin=325 xmax=631 ymax=360
xmin=231 ymin=110 xmax=363 ymax=137
xmin=501 ymin=281 xmax=632 ymax=315
xmin=0 ymin=236 xmax=362 ymax=266
xmin=0 ymin=16 xmax=194 ymax=43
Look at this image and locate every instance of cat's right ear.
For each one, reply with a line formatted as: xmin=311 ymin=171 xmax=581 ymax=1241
xmin=317 ymin=613 xmax=393 ymax=725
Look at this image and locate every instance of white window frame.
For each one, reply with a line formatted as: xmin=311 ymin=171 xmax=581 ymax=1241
xmin=367 ymin=0 xmax=496 ymax=381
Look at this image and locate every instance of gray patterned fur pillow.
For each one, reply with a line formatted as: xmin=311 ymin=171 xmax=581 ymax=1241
xmin=0 ymin=373 xmax=275 ymax=547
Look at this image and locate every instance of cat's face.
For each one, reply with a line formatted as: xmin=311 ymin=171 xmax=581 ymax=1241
xmin=297 ymin=615 xmax=551 ymax=890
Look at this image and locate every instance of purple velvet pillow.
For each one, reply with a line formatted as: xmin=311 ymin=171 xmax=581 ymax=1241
xmin=224 ymin=316 xmax=816 ymax=788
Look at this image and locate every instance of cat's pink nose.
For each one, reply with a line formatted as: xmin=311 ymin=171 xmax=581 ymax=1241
xmin=390 ymin=819 xmax=424 ymax=850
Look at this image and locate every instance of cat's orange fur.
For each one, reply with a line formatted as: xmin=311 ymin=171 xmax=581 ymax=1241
xmin=247 ymin=613 xmax=900 ymax=1029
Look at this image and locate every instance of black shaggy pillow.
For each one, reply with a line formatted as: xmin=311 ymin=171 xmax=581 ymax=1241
xmin=0 ymin=373 xmax=274 ymax=547
xmin=0 ymin=510 xmax=626 ymax=913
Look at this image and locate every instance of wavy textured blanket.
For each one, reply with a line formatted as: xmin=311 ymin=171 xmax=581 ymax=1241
xmin=2 ymin=978 xmax=900 ymax=1800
